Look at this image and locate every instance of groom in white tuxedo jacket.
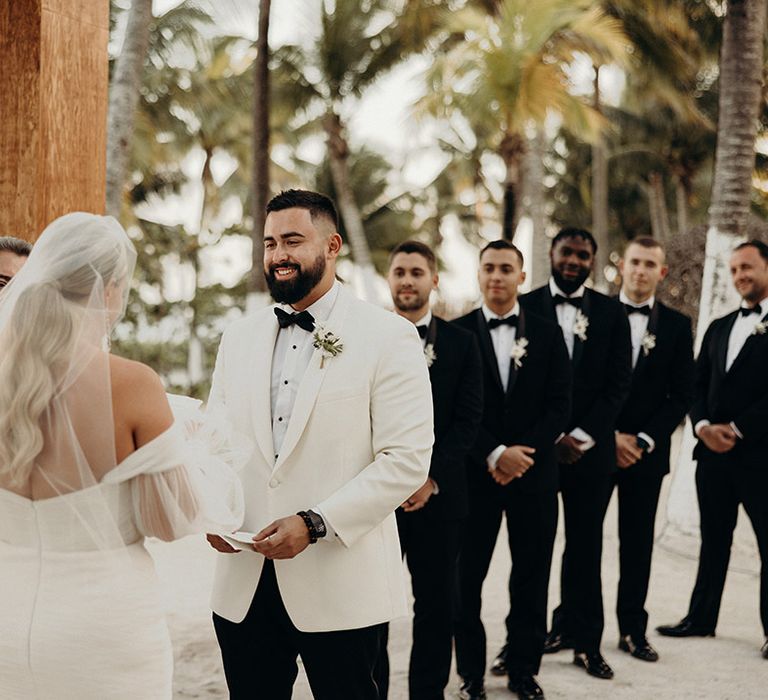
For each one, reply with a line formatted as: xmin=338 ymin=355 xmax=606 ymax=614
xmin=206 ymin=189 xmax=433 ymax=699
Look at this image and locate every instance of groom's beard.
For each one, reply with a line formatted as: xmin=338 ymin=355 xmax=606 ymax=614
xmin=551 ymin=267 xmax=589 ymax=296
xmin=265 ymin=253 xmax=326 ymax=305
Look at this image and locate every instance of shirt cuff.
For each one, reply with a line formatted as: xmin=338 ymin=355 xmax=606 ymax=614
xmin=694 ymin=420 xmax=711 ymax=438
xmin=729 ymin=422 xmax=743 ymax=440
xmin=569 ymin=428 xmax=595 ymax=451
xmin=429 ymin=478 xmax=440 ymax=495
xmin=487 ymin=445 xmax=507 ymax=471
xmin=312 ymin=507 xmax=337 ymax=542
xmin=637 ymin=432 xmax=656 ymax=454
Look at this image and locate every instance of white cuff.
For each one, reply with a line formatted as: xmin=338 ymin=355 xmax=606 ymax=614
xmin=430 ymin=478 xmax=440 ymax=495
xmin=729 ymin=422 xmax=744 ymax=440
xmin=487 ymin=445 xmax=507 ymax=471
xmin=694 ymin=420 xmax=711 ymax=438
xmin=637 ymin=432 xmax=656 ymax=454
xmin=312 ymin=507 xmax=337 ymax=542
xmin=569 ymin=428 xmax=595 ymax=451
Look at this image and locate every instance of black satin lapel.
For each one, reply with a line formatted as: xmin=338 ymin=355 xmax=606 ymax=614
xmin=717 ymin=313 xmax=737 ymax=375
xmin=475 ymin=309 xmax=504 ymax=391
xmin=541 ymin=287 xmax=558 ymax=321
xmin=426 ymin=316 xmax=438 ymax=374
xmin=634 ymin=301 xmax=660 ymax=375
xmin=572 ymin=289 xmax=590 ymax=368
xmin=727 ymin=310 xmax=768 ymax=375
xmin=505 ymin=307 xmax=526 ymax=399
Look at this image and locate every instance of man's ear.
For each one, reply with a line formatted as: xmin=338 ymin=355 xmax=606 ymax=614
xmin=327 ymin=232 xmax=343 ymax=257
xmin=519 ymin=270 xmax=527 ymax=286
xmin=659 ymin=264 xmax=669 ymax=281
xmin=432 ymin=273 xmax=439 ymax=290
xmin=618 ymin=258 xmax=625 ymax=276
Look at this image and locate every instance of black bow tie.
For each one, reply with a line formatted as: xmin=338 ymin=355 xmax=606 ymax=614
xmin=740 ymin=305 xmax=762 ymax=317
xmin=624 ymin=303 xmax=651 ymax=316
xmin=416 ymin=325 xmax=428 ymax=339
xmin=488 ymin=315 xmax=518 ymax=330
xmin=274 ymin=307 xmax=316 ymax=332
xmin=553 ymin=294 xmax=582 ymax=308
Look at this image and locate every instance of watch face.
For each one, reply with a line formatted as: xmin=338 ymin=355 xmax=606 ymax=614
xmin=308 ymin=510 xmax=326 ymax=536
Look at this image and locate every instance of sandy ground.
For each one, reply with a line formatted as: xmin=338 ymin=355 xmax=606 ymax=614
xmin=151 ymin=455 xmax=766 ymax=699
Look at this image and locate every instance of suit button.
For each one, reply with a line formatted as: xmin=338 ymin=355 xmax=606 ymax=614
xmin=269 ymin=478 xmax=280 ymax=488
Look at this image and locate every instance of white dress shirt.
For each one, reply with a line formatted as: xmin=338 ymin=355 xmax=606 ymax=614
xmin=414 ymin=310 xmax=433 ymax=347
xmin=618 ymin=291 xmax=657 ymax=453
xmin=271 ymin=281 xmax=340 ymax=536
xmin=548 ymin=279 xmax=594 ymax=452
xmin=695 ymin=295 xmax=768 ymax=440
xmin=481 ymin=302 xmax=519 ymax=470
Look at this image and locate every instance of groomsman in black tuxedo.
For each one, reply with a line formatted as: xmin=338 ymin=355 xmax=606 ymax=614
xmin=657 ymin=240 xmax=768 ymax=661
xmin=454 ymin=240 xmax=571 ymax=700
xmin=513 ymin=228 xmax=632 ymax=680
xmin=378 ymin=240 xmax=483 ymax=699
xmin=612 ymin=237 xmax=695 ymax=662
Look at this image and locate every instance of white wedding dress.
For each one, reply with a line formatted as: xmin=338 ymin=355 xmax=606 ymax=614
xmin=0 ymin=420 xmax=245 ymax=700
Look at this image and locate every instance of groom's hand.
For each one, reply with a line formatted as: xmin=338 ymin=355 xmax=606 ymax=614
xmin=252 ymin=516 xmax=311 ymax=559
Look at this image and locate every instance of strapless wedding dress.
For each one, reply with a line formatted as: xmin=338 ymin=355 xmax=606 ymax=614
xmin=0 ymin=423 xmax=244 ymax=699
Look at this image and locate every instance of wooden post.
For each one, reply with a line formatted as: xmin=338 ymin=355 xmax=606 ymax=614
xmin=0 ymin=0 xmax=109 ymax=242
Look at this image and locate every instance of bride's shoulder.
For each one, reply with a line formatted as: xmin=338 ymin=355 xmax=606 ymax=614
xmin=109 ymin=355 xmax=164 ymax=395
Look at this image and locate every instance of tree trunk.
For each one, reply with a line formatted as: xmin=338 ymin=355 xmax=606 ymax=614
xmin=323 ymin=111 xmax=378 ymax=301
xmin=105 ymin=0 xmax=153 ymax=219
xmin=668 ymin=0 xmax=766 ymax=536
xmin=591 ymin=67 xmax=609 ymax=290
xmin=523 ymin=129 xmax=549 ymax=287
xmin=647 ymin=171 xmax=671 ymax=241
xmin=248 ymin=0 xmax=271 ymax=310
xmin=675 ymin=177 xmax=689 ymax=237
xmin=500 ymin=132 xmax=525 ymax=241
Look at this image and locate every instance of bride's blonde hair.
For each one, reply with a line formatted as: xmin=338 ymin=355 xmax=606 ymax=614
xmin=0 ymin=217 xmax=132 ymax=486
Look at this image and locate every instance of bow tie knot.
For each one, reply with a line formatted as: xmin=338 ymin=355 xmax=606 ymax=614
xmin=740 ymin=305 xmax=762 ymax=317
xmin=488 ymin=315 xmax=518 ymax=330
xmin=274 ymin=307 xmax=316 ymax=332
xmin=553 ymin=294 xmax=582 ymax=308
xmin=623 ymin=303 xmax=651 ymax=316
xmin=416 ymin=325 xmax=428 ymax=339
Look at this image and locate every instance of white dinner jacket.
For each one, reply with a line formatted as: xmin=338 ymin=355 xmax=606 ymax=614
xmin=208 ymin=284 xmax=433 ymax=631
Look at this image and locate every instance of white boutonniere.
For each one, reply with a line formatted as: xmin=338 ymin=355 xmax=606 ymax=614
xmin=510 ymin=337 xmax=528 ymax=369
xmin=753 ymin=320 xmax=768 ymax=336
xmin=424 ymin=343 xmax=437 ymax=368
xmin=573 ymin=309 xmax=589 ymax=342
xmin=641 ymin=331 xmax=656 ymax=357
xmin=312 ymin=325 xmax=344 ymax=368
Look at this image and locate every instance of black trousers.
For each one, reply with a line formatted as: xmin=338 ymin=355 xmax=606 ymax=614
xmin=377 ymin=508 xmax=461 ymax=700
xmin=550 ymin=471 xmax=613 ymax=653
xmin=213 ymin=560 xmax=386 ymax=700
xmin=614 ymin=468 xmax=665 ymax=638
xmin=455 ymin=481 xmax=557 ymax=681
xmin=686 ymin=453 xmax=768 ymax=635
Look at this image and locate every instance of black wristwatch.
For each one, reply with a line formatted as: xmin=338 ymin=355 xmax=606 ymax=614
xmin=297 ymin=510 xmax=327 ymax=543
xmin=635 ymin=436 xmax=650 ymax=453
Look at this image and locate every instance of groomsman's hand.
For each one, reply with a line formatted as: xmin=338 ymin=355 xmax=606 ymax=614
xmin=556 ymin=435 xmax=585 ymax=464
xmin=401 ymin=479 xmax=436 ymax=512
xmin=252 ymin=516 xmax=311 ymax=559
xmin=206 ymin=534 xmax=239 ymax=554
xmin=616 ymin=432 xmax=643 ymax=468
xmin=699 ymin=423 xmax=737 ymax=454
xmin=493 ymin=445 xmax=535 ymax=484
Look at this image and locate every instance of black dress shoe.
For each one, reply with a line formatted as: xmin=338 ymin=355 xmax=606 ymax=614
xmin=619 ymin=634 xmax=659 ymax=662
xmin=573 ymin=651 xmax=614 ymax=679
xmin=490 ymin=645 xmax=508 ymax=676
xmin=542 ymin=631 xmax=574 ymax=654
xmin=507 ymin=673 xmax=545 ymax=699
xmin=655 ymin=620 xmax=715 ymax=637
xmin=458 ymin=679 xmax=487 ymax=700
xmin=761 ymin=639 xmax=768 ymax=659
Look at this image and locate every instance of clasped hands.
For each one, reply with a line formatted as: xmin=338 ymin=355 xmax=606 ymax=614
xmin=491 ymin=445 xmax=535 ymax=485
xmin=616 ymin=432 xmax=644 ymax=469
xmin=207 ymin=514 xmax=311 ymax=559
xmin=698 ymin=423 xmax=738 ymax=454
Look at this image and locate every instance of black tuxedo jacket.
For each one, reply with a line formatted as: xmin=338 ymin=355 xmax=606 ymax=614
xmin=520 ymin=285 xmax=632 ymax=477
xmin=690 ymin=308 xmax=768 ymax=468
xmin=455 ymin=307 xmax=572 ymax=494
xmin=616 ymin=300 xmax=695 ymax=478
xmin=425 ymin=316 xmax=484 ymax=518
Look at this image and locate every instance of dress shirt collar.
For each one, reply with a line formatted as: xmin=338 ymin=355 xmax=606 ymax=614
xmin=413 ymin=310 xmax=433 ymax=328
xmin=482 ymin=301 xmax=520 ymax=324
xmin=549 ymin=278 xmax=586 ymax=299
xmin=277 ymin=280 xmax=340 ymax=326
xmin=619 ymin=291 xmax=655 ymax=309
xmin=739 ymin=295 xmax=768 ymax=316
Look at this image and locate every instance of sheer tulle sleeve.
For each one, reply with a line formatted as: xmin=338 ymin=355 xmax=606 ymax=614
xmin=103 ymin=401 xmax=247 ymax=542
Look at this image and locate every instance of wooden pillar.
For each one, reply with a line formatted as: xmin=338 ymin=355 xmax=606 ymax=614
xmin=0 ymin=0 xmax=109 ymax=242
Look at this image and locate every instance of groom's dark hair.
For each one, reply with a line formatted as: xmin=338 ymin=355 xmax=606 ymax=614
xmin=266 ymin=189 xmax=339 ymax=230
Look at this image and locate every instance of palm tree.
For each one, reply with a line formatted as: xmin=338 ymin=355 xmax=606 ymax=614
xmin=272 ymin=0 xmax=444 ymax=299
xmin=418 ymin=0 xmax=628 ymax=243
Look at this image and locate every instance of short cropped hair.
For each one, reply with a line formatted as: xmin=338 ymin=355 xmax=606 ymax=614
xmin=551 ymin=227 xmax=597 ymax=254
xmin=388 ymin=240 xmax=437 ymax=273
xmin=266 ymin=189 xmax=339 ymax=230
xmin=734 ymin=239 xmax=768 ymax=262
xmin=479 ymin=239 xmax=524 ymax=267
xmin=0 ymin=237 xmax=32 ymax=257
xmin=624 ymin=236 xmax=665 ymax=256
